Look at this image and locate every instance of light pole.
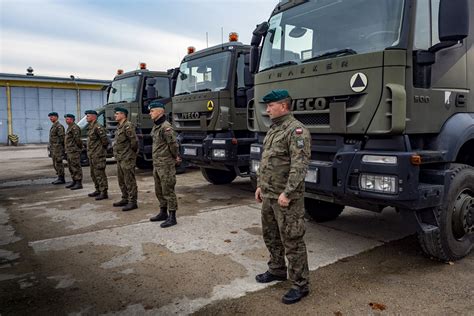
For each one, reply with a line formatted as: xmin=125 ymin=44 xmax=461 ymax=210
xmin=70 ymin=75 xmax=81 ymax=118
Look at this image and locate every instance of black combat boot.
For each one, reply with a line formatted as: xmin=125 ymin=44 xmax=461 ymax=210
xmin=150 ymin=207 xmax=168 ymax=222
xmin=113 ymin=199 xmax=128 ymax=207
xmin=122 ymin=202 xmax=138 ymax=212
xmin=160 ymin=211 xmax=177 ymax=228
xmin=52 ymin=176 xmax=65 ymax=185
xmin=95 ymin=191 xmax=108 ymax=200
xmin=255 ymin=271 xmax=287 ymax=283
xmin=88 ymin=191 xmax=100 ymax=197
xmin=65 ymin=181 xmax=76 ymax=188
xmin=281 ymin=287 xmax=309 ymax=305
xmin=70 ymin=180 xmax=83 ymax=190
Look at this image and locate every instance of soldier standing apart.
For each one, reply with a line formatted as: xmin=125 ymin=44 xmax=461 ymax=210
xmin=85 ymin=110 xmax=109 ymax=200
xmin=148 ymin=101 xmax=181 ymax=228
xmin=255 ymin=89 xmax=311 ymax=304
xmin=64 ymin=114 xmax=83 ymax=190
xmin=112 ymin=107 xmax=139 ymax=211
xmin=48 ymin=112 xmax=66 ymax=184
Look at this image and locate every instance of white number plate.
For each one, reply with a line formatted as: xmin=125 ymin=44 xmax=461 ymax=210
xmin=305 ymin=168 xmax=318 ymax=183
xmin=183 ymin=147 xmax=197 ymax=156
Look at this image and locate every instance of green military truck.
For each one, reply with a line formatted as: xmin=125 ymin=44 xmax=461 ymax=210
xmin=173 ymin=34 xmax=255 ymax=184
xmin=248 ymin=0 xmax=473 ymax=261
xmin=104 ymin=65 xmax=177 ymax=168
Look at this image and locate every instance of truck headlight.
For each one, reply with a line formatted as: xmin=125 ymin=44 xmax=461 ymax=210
xmin=212 ymin=139 xmax=226 ymax=145
xmin=212 ymin=149 xmax=226 ymax=158
xmin=250 ymin=160 xmax=260 ymax=173
xmin=362 ymin=155 xmax=397 ymax=165
xmin=250 ymin=145 xmax=261 ymax=154
xmin=359 ymin=174 xmax=398 ymax=194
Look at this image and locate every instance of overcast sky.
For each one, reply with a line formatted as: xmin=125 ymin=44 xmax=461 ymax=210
xmin=0 ymin=0 xmax=276 ymax=80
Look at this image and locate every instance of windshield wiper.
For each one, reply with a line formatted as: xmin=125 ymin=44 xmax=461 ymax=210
xmin=190 ymin=88 xmax=212 ymax=93
xmin=261 ymin=60 xmax=298 ymax=72
xmin=174 ymin=91 xmax=190 ymax=96
xmin=106 ymin=101 xmax=127 ymax=105
xmin=302 ymin=48 xmax=357 ymax=63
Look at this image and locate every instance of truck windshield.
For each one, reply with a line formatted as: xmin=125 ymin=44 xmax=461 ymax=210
xmin=259 ymin=0 xmax=405 ymax=71
xmin=175 ymin=51 xmax=232 ymax=95
xmin=108 ymin=76 xmax=140 ymax=103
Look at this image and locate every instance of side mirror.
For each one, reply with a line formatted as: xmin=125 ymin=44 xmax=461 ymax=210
xmin=250 ymin=46 xmax=260 ymax=74
xmin=146 ymin=78 xmax=157 ymax=100
xmin=251 ymin=22 xmax=269 ymax=46
xmin=439 ymin=0 xmax=469 ymax=42
xmin=244 ymin=54 xmax=254 ymax=87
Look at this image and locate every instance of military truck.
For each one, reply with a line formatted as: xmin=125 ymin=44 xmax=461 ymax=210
xmin=173 ymin=33 xmax=255 ymax=184
xmin=104 ymin=64 xmax=177 ymax=169
xmin=248 ymin=0 xmax=473 ymax=261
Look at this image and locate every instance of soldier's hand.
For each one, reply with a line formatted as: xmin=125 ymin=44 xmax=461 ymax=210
xmin=278 ymin=192 xmax=290 ymax=208
xmin=175 ymin=156 xmax=182 ymax=166
xmin=255 ymin=187 xmax=263 ymax=203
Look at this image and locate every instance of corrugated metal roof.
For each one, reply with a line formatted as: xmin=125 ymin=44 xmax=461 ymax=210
xmin=0 ymin=73 xmax=110 ymax=85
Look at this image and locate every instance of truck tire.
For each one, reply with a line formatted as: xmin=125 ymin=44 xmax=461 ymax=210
xmin=136 ymin=157 xmax=152 ymax=170
xmin=417 ymin=164 xmax=474 ymax=261
xmin=201 ymin=168 xmax=236 ymax=185
xmin=250 ymin=176 xmax=258 ymax=191
xmin=304 ymin=198 xmax=344 ymax=222
xmin=80 ymin=151 xmax=89 ymax=167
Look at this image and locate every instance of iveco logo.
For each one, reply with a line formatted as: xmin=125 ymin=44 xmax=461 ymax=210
xmin=291 ymin=98 xmax=328 ymax=111
xmin=182 ymin=112 xmax=200 ymax=119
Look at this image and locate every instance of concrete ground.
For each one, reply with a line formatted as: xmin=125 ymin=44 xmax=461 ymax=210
xmin=0 ymin=145 xmax=472 ymax=315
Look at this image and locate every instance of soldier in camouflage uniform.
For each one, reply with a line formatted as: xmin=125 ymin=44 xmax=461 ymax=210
xmin=148 ymin=101 xmax=181 ymax=228
xmin=48 ymin=112 xmax=66 ymax=184
xmin=112 ymin=107 xmax=138 ymax=211
xmin=85 ymin=110 xmax=109 ymax=200
xmin=255 ymin=89 xmax=311 ymax=305
xmin=64 ymin=114 xmax=83 ymax=190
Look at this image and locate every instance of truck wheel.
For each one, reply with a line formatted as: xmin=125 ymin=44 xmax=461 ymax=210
xmin=417 ymin=164 xmax=474 ymax=261
xmin=80 ymin=152 xmax=89 ymax=167
xmin=304 ymin=198 xmax=344 ymax=222
xmin=201 ymin=168 xmax=236 ymax=185
xmin=136 ymin=157 xmax=152 ymax=170
xmin=250 ymin=176 xmax=258 ymax=191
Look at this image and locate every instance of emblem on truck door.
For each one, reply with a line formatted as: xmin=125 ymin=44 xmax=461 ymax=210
xmin=350 ymin=72 xmax=368 ymax=93
xmin=207 ymin=100 xmax=214 ymax=111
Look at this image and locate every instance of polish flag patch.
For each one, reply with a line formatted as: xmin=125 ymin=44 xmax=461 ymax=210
xmin=295 ymin=128 xmax=303 ymax=135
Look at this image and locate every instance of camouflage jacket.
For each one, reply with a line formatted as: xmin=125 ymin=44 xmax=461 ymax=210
xmin=113 ymin=120 xmax=138 ymax=161
xmin=151 ymin=116 xmax=179 ymax=166
xmin=49 ymin=121 xmax=65 ymax=153
xmin=87 ymin=120 xmax=108 ymax=159
xmin=257 ymin=113 xmax=311 ymax=199
xmin=65 ymin=123 xmax=82 ymax=154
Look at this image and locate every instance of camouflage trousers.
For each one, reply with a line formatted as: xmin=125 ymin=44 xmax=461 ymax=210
xmin=51 ymin=151 xmax=65 ymax=177
xmin=153 ymin=163 xmax=177 ymax=211
xmin=89 ymin=156 xmax=108 ymax=192
xmin=261 ymin=197 xmax=309 ymax=290
xmin=66 ymin=151 xmax=82 ymax=181
xmin=117 ymin=158 xmax=137 ymax=203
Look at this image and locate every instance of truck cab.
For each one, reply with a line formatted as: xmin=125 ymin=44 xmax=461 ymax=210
xmin=104 ymin=65 xmax=176 ymax=168
xmin=173 ymin=35 xmax=255 ymax=184
xmin=249 ymin=0 xmax=473 ymax=261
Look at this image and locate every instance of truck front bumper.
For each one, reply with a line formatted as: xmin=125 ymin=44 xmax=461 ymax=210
xmin=250 ymin=144 xmax=445 ymax=211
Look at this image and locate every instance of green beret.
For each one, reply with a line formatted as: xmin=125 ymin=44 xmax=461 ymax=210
xmin=262 ymin=89 xmax=290 ymax=103
xmin=48 ymin=112 xmax=58 ymax=117
xmin=148 ymin=100 xmax=165 ymax=110
xmin=64 ymin=113 xmax=75 ymax=119
xmin=114 ymin=107 xmax=128 ymax=116
xmin=84 ymin=110 xmax=98 ymax=115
